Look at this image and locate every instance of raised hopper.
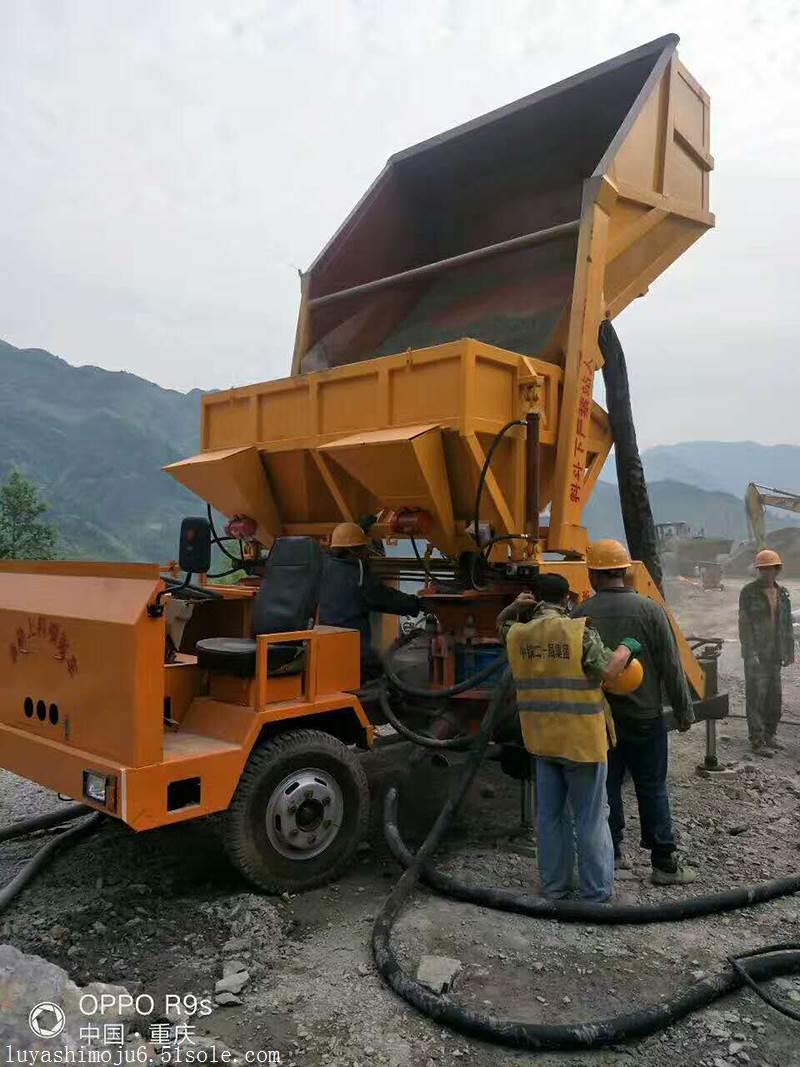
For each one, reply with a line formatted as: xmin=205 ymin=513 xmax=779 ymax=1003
xmin=168 ymin=34 xmax=713 ymax=557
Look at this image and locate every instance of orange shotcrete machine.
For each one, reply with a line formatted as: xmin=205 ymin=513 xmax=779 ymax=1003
xmin=0 ymin=36 xmax=726 ymax=893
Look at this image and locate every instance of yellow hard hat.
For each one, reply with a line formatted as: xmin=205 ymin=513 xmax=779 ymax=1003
xmin=755 ymin=548 xmax=782 ymax=568
xmin=586 ymin=539 xmax=632 ymax=571
xmin=603 ymin=657 xmax=644 ymax=696
xmin=330 ymin=522 xmax=370 ymax=549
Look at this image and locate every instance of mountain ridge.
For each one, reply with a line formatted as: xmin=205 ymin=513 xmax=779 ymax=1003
xmin=1 ymin=339 xmax=796 ymax=560
xmin=0 ymin=339 xmax=201 ymax=560
xmin=600 ymin=440 xmax=800 ymax=497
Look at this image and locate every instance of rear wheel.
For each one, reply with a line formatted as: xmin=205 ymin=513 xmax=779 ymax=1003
xmin=224 ymin=729 xmax=370 ymax=893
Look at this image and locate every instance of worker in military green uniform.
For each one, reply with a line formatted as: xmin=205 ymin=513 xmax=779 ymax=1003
xmin=572 ymin=540 xmax=696 ymax=886
xmin=497 ymin=573 xmax=641 ymax=903
xmin=739 ymin=548 xmax=795 ymax=757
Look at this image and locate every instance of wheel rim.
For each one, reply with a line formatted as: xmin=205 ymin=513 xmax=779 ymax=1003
xmin=265 ymin=766 xmax=344 ymax=860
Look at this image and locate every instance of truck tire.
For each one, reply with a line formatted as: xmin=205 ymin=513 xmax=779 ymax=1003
xmin=224 ymin=729 xmax=370 ymax=893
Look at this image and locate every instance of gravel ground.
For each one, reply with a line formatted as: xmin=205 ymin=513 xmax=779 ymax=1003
xmin=2 ymin=578 xmax=800 ymax=1067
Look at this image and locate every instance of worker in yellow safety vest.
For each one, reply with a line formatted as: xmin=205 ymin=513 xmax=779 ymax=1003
xmin=497 ymin=573 xmax=642 ymax=902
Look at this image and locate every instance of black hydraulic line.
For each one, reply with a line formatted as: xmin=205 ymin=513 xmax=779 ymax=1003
xmin=410 ymin=536 xmax=432 ymax=583
xmin=468 ymin=553 xmax=490 ymax=593
xmin=386 ymin=648 xmax=503 ymax=699
xmin=206 ymin=504 xmax=246 ymax=566
xmin=206 ymin=565 xmax=242 ymax=580
xmin=479 ymin=533 xmax=538 ymax=569
xmin=383 ymin=636 xmax=507 ymax=699
xmin=0 ymin=811 xmax=103 ymax=914
xmin=471 ymin=419 xmax=526 ymax=559
xmin=0 ymin=803 xmax=89 ymax=844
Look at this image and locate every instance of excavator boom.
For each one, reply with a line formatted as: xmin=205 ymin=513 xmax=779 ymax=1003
xmin=745 ymin=482 xmax=800 ymax=550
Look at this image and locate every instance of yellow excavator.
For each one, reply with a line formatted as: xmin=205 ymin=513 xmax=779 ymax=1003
xmin=745 ymin=482 xmax=800 ymax=550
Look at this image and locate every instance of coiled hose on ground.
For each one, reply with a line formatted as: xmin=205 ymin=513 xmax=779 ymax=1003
xmin=372 ymin=663 xmax=800 ymax=1050
xmin=0 ymin=805 xmax=102 ymax=915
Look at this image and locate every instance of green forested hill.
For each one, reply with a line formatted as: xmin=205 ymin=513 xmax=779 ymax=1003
xmin=0 ymin=339 xmax=202 ymax=561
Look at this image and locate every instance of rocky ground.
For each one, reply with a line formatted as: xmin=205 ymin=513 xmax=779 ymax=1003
xmin=2 ymin=578 xmax=800 ymax=1067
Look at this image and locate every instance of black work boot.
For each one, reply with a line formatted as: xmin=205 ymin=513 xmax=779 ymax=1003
xmin=765 ymin=735 xmax=785 ymax=751
xmin=751 ymin=740 xmax=774 ymax=758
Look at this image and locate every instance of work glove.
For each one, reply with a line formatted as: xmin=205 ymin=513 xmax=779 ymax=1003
xmin=619 ymin=637 xmax=642 ymax=658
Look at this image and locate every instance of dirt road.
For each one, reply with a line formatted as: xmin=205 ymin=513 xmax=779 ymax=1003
xmin=2 ymin=578 xmax=800 ymax=1067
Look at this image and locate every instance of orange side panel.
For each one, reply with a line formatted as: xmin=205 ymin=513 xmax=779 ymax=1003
xmin=314 ymin=627 xmax=361 ymax=693
xmin=0 ymin=566 xmax=165 ymax=767
xmin=0 ymin=724 xmax=120 ymax=807
xmin=164 ymin=659 xmax=205 ymax=725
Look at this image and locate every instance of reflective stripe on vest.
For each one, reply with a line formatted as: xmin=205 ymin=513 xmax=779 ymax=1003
xmin=507 ymin=613 xmax=610 ymax=763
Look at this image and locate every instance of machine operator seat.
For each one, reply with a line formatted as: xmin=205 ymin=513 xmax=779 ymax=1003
xmin=195 ymin=536 xmax=324 ymax=679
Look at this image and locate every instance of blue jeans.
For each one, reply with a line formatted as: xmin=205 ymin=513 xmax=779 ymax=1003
xmin=535 ymin=757 xmax=614 ymax=903
xmin=606 ymin=714 xmax=675 ymax=870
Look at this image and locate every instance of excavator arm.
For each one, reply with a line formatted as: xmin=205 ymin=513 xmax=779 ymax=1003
xmin=746 ymin=482 xmax=800 ymax=550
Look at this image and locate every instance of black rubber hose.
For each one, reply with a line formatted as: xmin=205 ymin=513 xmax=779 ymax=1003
xmin=384 ymin=652 xmax=506 ymax=700
xmin=383 ymin=789 xmax=800 ymax=923
xmin=471 ymin=419 xmax=526 ymax=555
xmin=479 ymin=532 xmax=537 ymax=562
xmin=383 ymin=635 xmax=508 ymax=700
xmin=377 ymin=689 xmax=481 ymax=752
xmin=0 ymin=812 xmax=103 ymax=914
xmin=730 ymin=945 xmax=800 ymax=1022
xmin=599 ymin=320 xmax=664 ymax=594
xmin=372 ymin=669 xmax=506 ymax=1010
xmin=372 ymin=670 xmax=800 ymax=1049
xmin=376 ymin=931 xmax=800 ymax=1051
xmin=0 ymin=803 xmax=89 ymax=844
xmin=410 ymin=536 xmax=432 ymax=582
xmin=206 ymin=504 xmax=246 ymax=566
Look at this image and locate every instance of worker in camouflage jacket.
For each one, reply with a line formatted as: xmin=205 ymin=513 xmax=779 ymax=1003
xmin=739 ymin=549 xmax=795 ymax=757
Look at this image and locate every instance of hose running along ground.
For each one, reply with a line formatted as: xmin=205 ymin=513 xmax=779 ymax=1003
xmin=0 ymin=805 xmax=102 ymax=915
xmin=372 ymin=666 xmax=800 ymax=1050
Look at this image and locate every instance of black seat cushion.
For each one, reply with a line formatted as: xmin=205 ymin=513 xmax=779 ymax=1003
xmin=252 ymin=536 xmax=324 ymax=635
xmin=195 ymin=536 xmax=324 ymax=678
xmin=196 ymin=638 xmax=305 ymax=679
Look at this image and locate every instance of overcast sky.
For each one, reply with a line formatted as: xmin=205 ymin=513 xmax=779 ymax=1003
xmin=1 ymin=1 xmax=798 ymax=448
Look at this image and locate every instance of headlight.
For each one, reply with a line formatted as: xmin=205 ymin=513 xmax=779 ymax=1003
xmin=82 ymin=770 xmax=117 ymax=811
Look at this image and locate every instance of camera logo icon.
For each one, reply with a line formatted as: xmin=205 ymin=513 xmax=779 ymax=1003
xmin=28 ymin=1001 xmax=66 ymax=1039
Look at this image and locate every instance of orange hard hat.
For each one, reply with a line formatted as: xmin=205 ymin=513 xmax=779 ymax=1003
xmin=755 ymin=548 xmax=782 ymax=568
xmin=586 ymin=539 xmax=632 ymax=571
xmin=330 ymin=522 xmax=370 ymax=549
xmin=603 ymin=657 xmax=644 ymax=696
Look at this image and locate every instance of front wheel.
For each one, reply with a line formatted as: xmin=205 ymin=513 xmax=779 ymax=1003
xmin=223 ymin=729 xmax=370 ymax=893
